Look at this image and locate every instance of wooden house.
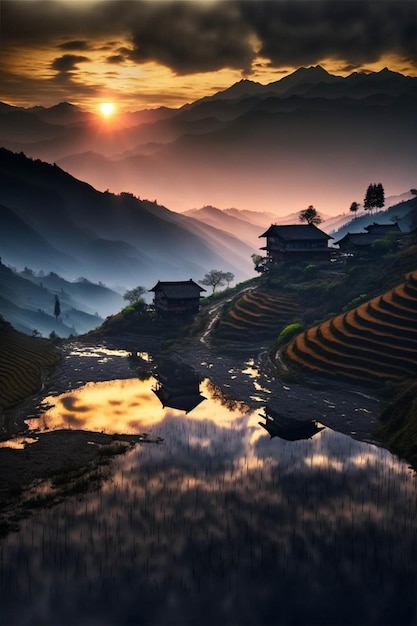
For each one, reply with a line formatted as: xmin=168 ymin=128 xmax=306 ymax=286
xmin=259 ymin=224 xmax=332 ymax=263
xmin=150 ymin=279 xmax=206 ymax=317
xmin=335 ymin=222 xmax=401 ymax=254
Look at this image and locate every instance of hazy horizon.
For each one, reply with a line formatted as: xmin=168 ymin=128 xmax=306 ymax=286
xmin=1 ymin=1 xmax=416 ymax=216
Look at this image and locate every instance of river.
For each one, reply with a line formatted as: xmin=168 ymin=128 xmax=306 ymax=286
xmin=1 ymin=343 xmax=417 ymax=625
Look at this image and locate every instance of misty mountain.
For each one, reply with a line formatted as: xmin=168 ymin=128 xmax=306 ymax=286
xmin=182 ymin=206 xmax=265 ymax=249
xmin=0 ymin=148 xmax=255 ymax=290
xmin=0 ymin=202 xmax=75 ymax=272
xmin=182 ymin=205 xmax=333 ymax=248
xmin=1 ymin=66 xmax=416 ymax=217
xmin=0 ymin=260 xmax=122 ymax=337
xmin=222 ymin=208 xmax=282 ymax=227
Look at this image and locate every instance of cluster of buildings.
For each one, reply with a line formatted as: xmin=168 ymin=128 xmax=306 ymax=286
xmin=149 ymin=221 xmax=403 ymax=317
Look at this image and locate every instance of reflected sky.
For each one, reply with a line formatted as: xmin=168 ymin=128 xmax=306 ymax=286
xmin=1 ymin=376 xmax=417 ymax=626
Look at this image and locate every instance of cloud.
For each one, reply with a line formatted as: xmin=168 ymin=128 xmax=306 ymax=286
xmin=59 ymin=40 xmax=92 ymax=52
xmin=238 ymin=0 xmax=417 ymax=68
xmin=52 ymin=54 xmax=90 ymax=73
xmin=106 ymin=55 xmax=126 ymax=65
xmin=1 ymin=0 xmax=416 ymax=80
xmin=126 ymin=2 xmax=255 ymax=74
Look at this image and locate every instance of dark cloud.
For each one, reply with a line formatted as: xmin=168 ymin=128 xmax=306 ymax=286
xmin=126 ymin=2 xmax=254 ymax=74
xmin=238 ymin=0 xmax=417 ymax=68
xmin=59 ymin=41 xmax=92 ymax=52
xmin=2 ymin=0 xmax=417 ymax=75
xmin=106 ymin=54 xmax=125 ymax=64
xmin=52 ymin=55 xmax=89 ymax=73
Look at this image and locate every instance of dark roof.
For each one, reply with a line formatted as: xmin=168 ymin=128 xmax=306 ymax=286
xmin=259 ymin=223 xmax=332 ymax=240
xmin=334 ymin=232 xmax=379 ymax=247
xmin=152 ymin=388 xmax=206 ymax=413
xmin=149 ymin=279 xmax=206 ymax=298
xmin=364 ymin=222 xmax=401 ymax=234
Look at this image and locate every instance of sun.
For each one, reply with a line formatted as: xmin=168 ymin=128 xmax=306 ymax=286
xmin=99 ymin=102 xmax=115 ymax=118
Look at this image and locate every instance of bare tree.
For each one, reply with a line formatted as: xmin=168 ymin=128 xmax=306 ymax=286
xmin=201 ymin=270 xmax=226 ymax=293
xmin=123 ymin=286 xmax=147 ymax=304
xmin=223 ymin=272 xmax=235 ymax=288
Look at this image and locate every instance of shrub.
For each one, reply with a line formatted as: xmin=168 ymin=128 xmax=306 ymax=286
xmin=342 ymin=294 xmax=368 ymax=312
xmin=275 ymin=323 xmax=304 ymax=348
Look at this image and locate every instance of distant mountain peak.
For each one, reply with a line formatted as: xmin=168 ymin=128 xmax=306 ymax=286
xmin=293 ymin=65 xmax=332 ymax=76
xmin=50 ymin=102 xmax=78 ymax=111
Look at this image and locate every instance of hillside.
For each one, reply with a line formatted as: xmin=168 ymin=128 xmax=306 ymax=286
xmin=0 ymin=318 xmax=61 ymax=413
xmin=0 ymin=261 xmax=124 ymax=337
xmin=0 ymin=148 xmax=254 ymax=287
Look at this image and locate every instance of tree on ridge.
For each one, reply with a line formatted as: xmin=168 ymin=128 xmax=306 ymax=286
xmin=364 ymin=183 xmax=385 ymax=213
xmin=123 ymin=286 xmax=147 ymax=304
xmin=349 ymin=201 xmax=360 ymax=219
xmin=299 ymin=205 xmax=323 ymax=225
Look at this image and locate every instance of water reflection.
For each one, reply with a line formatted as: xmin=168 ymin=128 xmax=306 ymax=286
xmin=152 ymin=359 xmax=206 ymax=413
xmin=258 ymin=405 xmax=325 ymax=441
xmin=1 ymin=376 xmax=417 ymax=626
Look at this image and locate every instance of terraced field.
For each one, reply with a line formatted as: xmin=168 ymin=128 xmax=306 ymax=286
xmin=214 ymin=288 xmax=300 ymax=341
xmin=0 ymin=320 xmax=61 ymax=412
xmin=283 ymin=270 xmax=417 ymax=385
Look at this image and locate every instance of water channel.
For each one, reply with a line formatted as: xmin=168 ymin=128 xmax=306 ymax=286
xmin=1 ymin=347 xmax=417 ymax=625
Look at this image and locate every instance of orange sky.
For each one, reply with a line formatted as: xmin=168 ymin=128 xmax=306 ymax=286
xmin=1 ymin=0 xmax=417 ymax=114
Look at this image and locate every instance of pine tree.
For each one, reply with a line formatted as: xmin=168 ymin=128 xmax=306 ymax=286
xmin=54 ymin=295 xmax=61 ymax=320
xmin=364 ymin=183 xmax=385 ymax=213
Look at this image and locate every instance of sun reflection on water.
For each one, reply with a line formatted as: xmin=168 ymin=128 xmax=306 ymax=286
xmin=2 ymin=374 xmax=417 ymax=626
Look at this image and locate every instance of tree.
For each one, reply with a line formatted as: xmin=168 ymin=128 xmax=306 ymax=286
xmin=349 ymin=201 xmax=360 ymax=219
xmin=299 ymin=205 xmax=323 ymax=225
xmin=251 ymin=254 xmax=267 ymax=273
xmin=364 ymin=183 xmax=385 ymax=213
xmin=123 ymin=286 xmax=147 ymax=304
xmin=201 ymin=270 xmax=226 ymax=293
xmin=223 ymin=272 xmax=235 ymax=288
xmin=375 ymin=183 xmax=385 ymax=210
xmin=54 ymin=295 xmax=61 ymax=320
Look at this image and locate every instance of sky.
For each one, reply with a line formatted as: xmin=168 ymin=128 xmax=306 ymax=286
xmin=1 ymin=0 xmax=417 ymax=115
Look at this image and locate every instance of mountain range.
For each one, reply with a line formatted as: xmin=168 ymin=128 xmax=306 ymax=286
xmin=1 ymin=66 xmax=416 ymax=216
xmin=0 ymin=148 xmax=255 ymax=292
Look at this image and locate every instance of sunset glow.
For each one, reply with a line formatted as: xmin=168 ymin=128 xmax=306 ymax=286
xmin=1 ymin=1 xmax=416 ymax=112
xmin=99 ymin=102 xmax=115 ymax=118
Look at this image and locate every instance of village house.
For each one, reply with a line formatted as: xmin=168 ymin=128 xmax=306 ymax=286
xmin=259 ymin=223 xmax=333 ymax=264
xmin=149 ymin=279 xmax=206 ymax=317
xmin=334 ymin=222 xmax=401 ymax=255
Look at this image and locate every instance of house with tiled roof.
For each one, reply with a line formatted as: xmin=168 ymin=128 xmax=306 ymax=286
xmin=149 ymin=279 xmax=206 ymax=317
xmin=334 ymin=222 xmax=401 ymax=255
xmin=259 ymin=224 xmax=332 ymax=264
